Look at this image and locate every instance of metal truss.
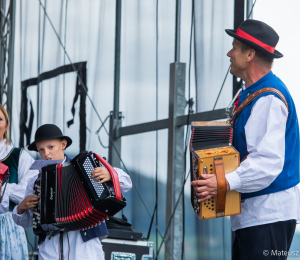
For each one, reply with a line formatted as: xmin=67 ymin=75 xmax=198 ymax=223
xmin=0 ymin=0 xmax=16 ymax=136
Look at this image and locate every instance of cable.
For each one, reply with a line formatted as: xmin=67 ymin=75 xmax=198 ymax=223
xmin=19 ymin=0 xmax=22 ymax=85
xmin=182 ymin=1 xmax=194 ymax=259
xmin=37 ymin=2 xmax=175 ymax=259
xmin=156 ymin=170 xmax=190 ymax=258
xmin=96 ymin=115 xmax=110 ymax=149
xmin=63 ymin=0 xmax=68 ymax=134
xmin=155 ymin=0 xmax=159 ymax=258
xmin=37 ymin=0 xmax=41 ymax=130
xmin=212 ymin=66 xmax=231 ymax=110
xmin=212 ymin=0 xmax=257 ymax=110
xmin=247 ymin=0 xmax=257 ymax=18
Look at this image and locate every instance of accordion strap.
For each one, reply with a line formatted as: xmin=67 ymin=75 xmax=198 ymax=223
xmin=214 ymin=157 xmax=226 ymax=217
xmin=228 ymin=87 xmax=289 ymax=124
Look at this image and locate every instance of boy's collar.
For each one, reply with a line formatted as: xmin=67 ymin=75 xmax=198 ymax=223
xmin=64 ymin=154 xmax=71 ymax=163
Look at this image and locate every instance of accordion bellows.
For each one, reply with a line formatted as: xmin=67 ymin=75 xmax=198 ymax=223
xmin=190 ymin=121 xmax=241 ymax=220
xmin=33 ymin=151 xmax=126 ymax=235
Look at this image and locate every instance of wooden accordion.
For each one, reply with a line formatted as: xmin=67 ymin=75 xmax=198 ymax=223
xmin=33 ymin=151 xmax=126 ymax=235
xmin=190 ymin=121 xmax=241 ymax=220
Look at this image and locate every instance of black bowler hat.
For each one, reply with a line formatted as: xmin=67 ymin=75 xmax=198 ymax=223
xmin=28 ymin=124 xmax=72 ymax=151
xmin=225 ymin=19 xmax=283 ymax=58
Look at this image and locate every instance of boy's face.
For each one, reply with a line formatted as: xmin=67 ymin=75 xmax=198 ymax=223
xmin=36 ymin=138 xmax=67 ymax=160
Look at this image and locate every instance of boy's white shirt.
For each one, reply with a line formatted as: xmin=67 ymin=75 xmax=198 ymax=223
xmin=12 ymin=163 xmax=132 ymax=260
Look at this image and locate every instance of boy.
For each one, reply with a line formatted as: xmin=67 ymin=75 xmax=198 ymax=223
xmin=12 ymin=124 xmax=132 ymax=260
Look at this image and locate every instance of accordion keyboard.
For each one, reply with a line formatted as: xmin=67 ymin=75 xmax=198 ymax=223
xmin=83 ymin=156 xmax=105 ymax=198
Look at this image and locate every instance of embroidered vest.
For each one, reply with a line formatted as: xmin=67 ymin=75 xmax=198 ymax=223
xmin=233 ymin=72 xmax=300 ymax=199
xmin=1 ymin=147 xmax=23 ymax=211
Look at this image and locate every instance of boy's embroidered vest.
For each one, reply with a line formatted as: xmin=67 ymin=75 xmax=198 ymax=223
xmin=1 ymin=148 xmax=23 ymax=211
xmin=233 ymin=72 xmax=300 ymax=200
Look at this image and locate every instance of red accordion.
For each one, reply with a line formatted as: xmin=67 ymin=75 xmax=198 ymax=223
xmin=0 ymin=162 xmax=9 ymax=184
xmin=0 ymin=162 xmax=9 ymax=203
xmin=33 ymin=151 xmax=126 ymax=235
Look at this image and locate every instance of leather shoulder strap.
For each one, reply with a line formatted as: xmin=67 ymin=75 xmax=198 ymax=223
xmin=228 ymin=87 xmax=288 ymax=124
xmin=214 ymin=157 xmax=226 ymax=217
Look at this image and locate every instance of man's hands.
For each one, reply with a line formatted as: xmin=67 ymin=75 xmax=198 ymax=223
xmin=91 ymin=167 xmax=111 ymax=184
xmin=17 ymin=195 xmax=39 ymax=215
xmin=191 ymin=174 xmax=230 ymax=202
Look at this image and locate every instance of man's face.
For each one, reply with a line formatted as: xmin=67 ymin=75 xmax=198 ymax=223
xmin=36 ymin=138 xmax=67 ymax=160
xmin=227 ymin=39 xmax=249 ymax=77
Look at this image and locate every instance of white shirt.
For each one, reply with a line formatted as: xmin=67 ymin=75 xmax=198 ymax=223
xmin=0 ymin=139 xmax=39 ymax=213
xmin=226 ymin=95 xmax=300 ymax=231
xmin=12 ymin=165 xmax=132 ymax=260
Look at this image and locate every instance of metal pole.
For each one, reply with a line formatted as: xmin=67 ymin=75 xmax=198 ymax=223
xmin=109 ymin=0 xmax=122 ymax=167
xmin=165 ymin=1 xmax=186 ymax=258
xmin=174 ymin=0 xmax=181 ymax=62
xmin=165 ymin=63 xmax=186 ymax=260
xmin=113 ymin=0 xmax=121 ymax=120
xmin=232 ymin=0 xmax=245 ymax=97
xmin=0 ymin=0 xmax=6 ymax=104
xmin=7 ymin=0 xmax=16 ymax=138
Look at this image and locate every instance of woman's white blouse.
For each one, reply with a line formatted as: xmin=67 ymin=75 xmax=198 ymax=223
xmin=0 ymin=139 xmax=39 ymax=213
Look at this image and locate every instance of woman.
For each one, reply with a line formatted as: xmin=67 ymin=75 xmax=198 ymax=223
xmin=0 ymin=105 xmax=38 ymax=260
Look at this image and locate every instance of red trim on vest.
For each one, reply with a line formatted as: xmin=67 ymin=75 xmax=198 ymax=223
xmin=236 ymin=28 xmax=275 ymax=53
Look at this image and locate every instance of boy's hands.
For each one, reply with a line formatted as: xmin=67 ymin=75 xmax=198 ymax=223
xmin=91 ymin=167 xmax=111 ymax=184
xmin=17 ymin=195 xmax=39 ymax=215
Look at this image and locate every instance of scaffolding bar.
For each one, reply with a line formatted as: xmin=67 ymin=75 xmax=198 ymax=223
xmin=7 ymin=0 xmax=16 ymax=137
xmin=118 ymin=108 xmax=227 ymax=137
xmin=109 ymin=0 xmax=122 ymax=168
xmin=165 ymin=62 xmax=186 ymax=260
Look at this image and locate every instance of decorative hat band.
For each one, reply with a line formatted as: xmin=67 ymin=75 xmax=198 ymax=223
xmin=236 ymin=28 xmax=275 ymax=53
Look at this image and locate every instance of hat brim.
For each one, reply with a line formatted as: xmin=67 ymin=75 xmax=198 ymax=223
xmin=27 ymin=135 xmax=73 ymax=152
xmin=225 ymin=29 xmax=283 ymax=59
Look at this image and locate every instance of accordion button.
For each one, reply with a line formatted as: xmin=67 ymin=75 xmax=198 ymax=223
xmin=84 ymin=232 xmax=87 ymax=236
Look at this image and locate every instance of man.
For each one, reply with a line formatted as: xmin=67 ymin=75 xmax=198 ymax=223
xmin=191 ymin=19 xmax=300 ymax=260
